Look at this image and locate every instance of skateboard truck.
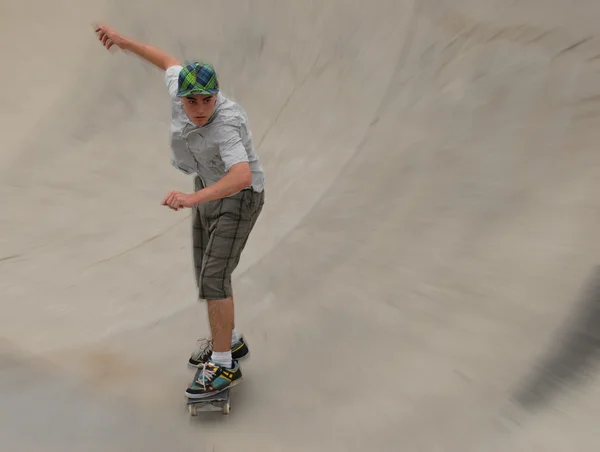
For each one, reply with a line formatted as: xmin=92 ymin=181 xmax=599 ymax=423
xmin=187 ymin=388 xmax=231 ymax=416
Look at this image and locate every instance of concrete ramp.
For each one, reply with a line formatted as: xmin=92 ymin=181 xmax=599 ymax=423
xmin=2 ymin=0 xmax=600 ymax=450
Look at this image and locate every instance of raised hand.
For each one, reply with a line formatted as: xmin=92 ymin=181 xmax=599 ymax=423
xmin=94 ymin=24 xmax=128 ymax=51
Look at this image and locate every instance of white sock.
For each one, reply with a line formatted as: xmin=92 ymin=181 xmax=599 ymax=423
xmin=211 ymin=351 xmax=232 ymax=368
xmin=231 ymin=328 xmax=241 ymax=345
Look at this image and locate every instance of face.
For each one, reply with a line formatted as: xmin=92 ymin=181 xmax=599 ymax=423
xmin=180 ymin=94 xmax=217 ymax=126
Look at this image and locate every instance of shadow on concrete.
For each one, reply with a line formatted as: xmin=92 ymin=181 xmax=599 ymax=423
xmin=511 ymin=265 xmax=600 ymax=412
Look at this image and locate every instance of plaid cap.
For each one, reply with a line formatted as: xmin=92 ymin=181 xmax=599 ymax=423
xmin=177 ymin=61 xmax=220 ymax=97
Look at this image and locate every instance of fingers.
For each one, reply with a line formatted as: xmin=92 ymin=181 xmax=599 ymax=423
xmin=162 ymin=191 xmax=184 ymax=210
xmin=162 ymin=191 xmax=198 ymax=211
xmin=101 ymin=35 xmax=113 ymax=49
xmin=95 ymin=29 xmax=109 ymax=48
xmin=163 ymin=191 xmax=173 ymax=206
xmin=94 ymin=25 xmax=117 ymax=50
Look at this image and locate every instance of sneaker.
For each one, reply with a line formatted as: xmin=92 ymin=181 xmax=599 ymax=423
xmin=185 ymin=360 xmax=243 ymax=399
xmin=188 ymin=337 xmax=250 ymax=368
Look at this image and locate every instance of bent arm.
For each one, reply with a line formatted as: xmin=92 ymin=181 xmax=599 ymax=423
xmin=121 ymin=37 xmax=180 ymax=70
xmin=193 ymin=163 xmax=253 ymax=204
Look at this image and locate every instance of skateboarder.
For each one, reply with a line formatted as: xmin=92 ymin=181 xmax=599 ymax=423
xmin=94 ymin=25 xmax=265 ymax=398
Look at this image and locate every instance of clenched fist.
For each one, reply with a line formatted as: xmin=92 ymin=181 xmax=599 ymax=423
xmin=162 ymin=190 xmax=198 ymax=211
xmin=95 ymin=24 xmax=128 ymax=51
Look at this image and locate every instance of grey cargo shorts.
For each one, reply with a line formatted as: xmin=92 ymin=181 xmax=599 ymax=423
xmin=192 ymin=175 xmax=264 ymax=300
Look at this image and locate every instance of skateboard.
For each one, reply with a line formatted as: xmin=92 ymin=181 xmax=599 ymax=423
xmin=187 ymin=388 xmax=231 ymax=416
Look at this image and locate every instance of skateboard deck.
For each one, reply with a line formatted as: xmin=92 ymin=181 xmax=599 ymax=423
xmin=187 ymin=388 xmax=231 ymax=416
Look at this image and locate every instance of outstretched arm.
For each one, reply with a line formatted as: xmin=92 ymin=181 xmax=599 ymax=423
xmin=95 ymin=24 xmax=179 ymax=70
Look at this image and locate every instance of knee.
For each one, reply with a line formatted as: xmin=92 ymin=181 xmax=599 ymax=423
xmin=198 ymin=275 xmax=232 ymax=301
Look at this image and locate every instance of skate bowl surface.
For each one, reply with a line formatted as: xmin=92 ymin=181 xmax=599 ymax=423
xmin=2 ymin=0 xmax=600 ymax=450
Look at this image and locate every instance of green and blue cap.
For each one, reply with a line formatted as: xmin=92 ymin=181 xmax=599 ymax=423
xmin=177 ymin=61 xmax=220 ymax=97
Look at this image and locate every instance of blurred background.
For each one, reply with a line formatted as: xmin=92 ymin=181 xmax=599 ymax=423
xmin=2 ymin=0 xmax=600 ymax=450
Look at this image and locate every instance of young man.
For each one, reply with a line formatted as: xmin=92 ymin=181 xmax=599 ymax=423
xmin=94 ymin=25 xmax=265 ymax=398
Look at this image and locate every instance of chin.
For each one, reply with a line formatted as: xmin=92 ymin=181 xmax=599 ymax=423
xmin=192 ymin=118 xmax=208 ymax=127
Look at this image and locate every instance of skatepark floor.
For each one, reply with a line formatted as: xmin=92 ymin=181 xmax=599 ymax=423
xmin=3 ymin=0 xmax=600 ymax=450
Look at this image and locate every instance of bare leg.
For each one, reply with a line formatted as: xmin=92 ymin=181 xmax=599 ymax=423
xmin=207 ymin=297 xmax=234 ymax=353
xmin=232 ymin=294 xmax=236 ymax=330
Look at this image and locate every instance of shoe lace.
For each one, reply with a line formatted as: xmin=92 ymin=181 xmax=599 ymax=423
xmin=194 ymin=338 xmax=213 ymax=359
xmin=196 ymin=362 xmax=217 ymax=389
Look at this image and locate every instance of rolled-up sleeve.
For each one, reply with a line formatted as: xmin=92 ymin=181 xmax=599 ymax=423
xmin=215 ymin=121 xmax=249 ymax=171
xmin=165 ymin=65 xmax=182 ymax=97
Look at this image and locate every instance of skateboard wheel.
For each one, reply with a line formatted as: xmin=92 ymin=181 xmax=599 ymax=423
xmin=188 ymin=404 xmax=197 ymax=416
xmin=223 ymin=402 xmax=230 ymax=415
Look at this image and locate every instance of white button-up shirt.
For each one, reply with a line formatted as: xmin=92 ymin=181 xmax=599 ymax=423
xmin=164 ymin=65 xmax=265 ymax=193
